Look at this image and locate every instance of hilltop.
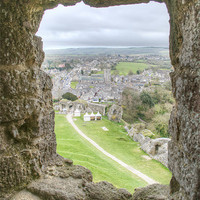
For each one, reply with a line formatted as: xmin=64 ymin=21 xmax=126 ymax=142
xmin=45 ymin=46 xmax=169 ymax=56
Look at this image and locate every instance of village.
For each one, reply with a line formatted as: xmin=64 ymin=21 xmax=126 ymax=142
xmin=42 ymin=54 xmax=171 ymax=104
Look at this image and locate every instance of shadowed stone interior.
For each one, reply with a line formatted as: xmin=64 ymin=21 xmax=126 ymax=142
xmin=0 ymin=0 xmax=199 ymax=199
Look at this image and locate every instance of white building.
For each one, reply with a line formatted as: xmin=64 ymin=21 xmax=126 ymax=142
xmin=74 ymin=109 xmax=81 ymax=117
xmin=90 ymin=112 xmax=95 ymax=121
xmin=83 ymin=112 xmax=102 ymax=121
xmin=84 ymin=113 xmax=90 ymax=121
xmin=95 ymin=112 xmax=102 ymax=120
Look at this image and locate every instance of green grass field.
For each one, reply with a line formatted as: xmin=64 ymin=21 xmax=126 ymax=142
xmin=55 ymin=114 xmax=171 ymax=193
xmin=74 ymin=116 xmax=171 ymax=185
xmin=70 ymin=81 xmax=78 ymax=89
xmin=113 ymin=62 xmax=149 ymax=75
xmin=55 ymin=114 xmax=147 ymax=193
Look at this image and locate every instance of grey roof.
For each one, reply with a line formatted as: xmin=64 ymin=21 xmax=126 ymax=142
xmin=91 ymin=74 xmax=104 ymax=78
xmin=80 ymin=76 xmax=104 ymax=81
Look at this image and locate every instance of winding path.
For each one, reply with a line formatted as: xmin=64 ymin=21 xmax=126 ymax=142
xmin=66 ymin=114 xmax=157 ymax=185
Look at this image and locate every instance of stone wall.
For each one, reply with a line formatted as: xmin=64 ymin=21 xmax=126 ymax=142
xmin=56 ymin=100 xmax=106 ymax=115
xmin=87 ymin=102 xmax=107 ymax=115
xmin=0 ymin=0 xmax=199 ymax=199
xmin=128 ymin=128 xmax=170 ymax=167
xmin=108 ymin=104 xmax=123 ymax=123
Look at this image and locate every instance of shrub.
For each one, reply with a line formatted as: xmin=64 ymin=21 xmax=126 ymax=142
xmin=155 ymin=123 xmax=169 ymax=138
xmin=140 ymin=91 xmax=154 ymax=108
xmin=136 ymin=70 xmax=142 ymax=74
xmin=121 ymin=87 xmax=174 ymax=138
xmin=121 ymin=88 xmax=142 ymax=122
xmin=151 ymin=113 xmax=170 ymax=138
xmin=62 ymin=92 xmax=78 ymax=101
xmin=53 ymin=99 xmax=59 ymax=103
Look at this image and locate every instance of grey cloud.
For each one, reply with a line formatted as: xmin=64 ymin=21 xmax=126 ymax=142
xmin=37 ymin=1 xmax=169 ymax=49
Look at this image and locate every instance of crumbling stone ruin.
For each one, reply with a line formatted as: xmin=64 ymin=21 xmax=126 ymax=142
xmin=108 ymin=104 xmax=123 ymax=123
xmin=0 ymin=0 xmax=199 ymax=199
xmin=128 ymin=127 xmax=170 ymax=167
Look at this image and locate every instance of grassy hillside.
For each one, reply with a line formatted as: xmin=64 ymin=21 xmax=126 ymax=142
xmin=55 ymin=114 xmax=171 ymax=193
xmin=55 ymin=114 xmax=147 ymax=193
xmin=74 ymin=116 xmax=171 ymax=184
xmin=45 ymin=47 xmax=169 ymax=56
xmin=113 ymin=62 xmax=149 ymax=75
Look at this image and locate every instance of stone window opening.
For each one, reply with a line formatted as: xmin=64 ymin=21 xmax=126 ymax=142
xmin=155 ymin=144 xmax=160 ymax=154
xmin=0 ymin=0 xmax=199 ymax=200
xmin=37 ymin=0 xmax=171 ymax=173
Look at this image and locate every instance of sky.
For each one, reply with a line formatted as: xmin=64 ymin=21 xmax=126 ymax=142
xmin=36 ymin=1 xmax=169 ymax=50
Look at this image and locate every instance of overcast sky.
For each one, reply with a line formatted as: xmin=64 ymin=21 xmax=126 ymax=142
xmin=37 ymin=1 xmax=169 ymax=50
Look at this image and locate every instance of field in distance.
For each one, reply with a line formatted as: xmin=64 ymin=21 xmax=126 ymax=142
xmin=113 ymin=62 xmax=149 ymax=75
xmin=55 ymin=114 xmax=172 ymax=193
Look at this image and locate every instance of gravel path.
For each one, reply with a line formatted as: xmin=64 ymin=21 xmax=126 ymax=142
xmin=66 ymin=114 xmax=157 ymax=185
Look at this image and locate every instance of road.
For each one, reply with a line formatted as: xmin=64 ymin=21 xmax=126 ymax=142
xmin=66 ymin=114 xmax=157 ymax=185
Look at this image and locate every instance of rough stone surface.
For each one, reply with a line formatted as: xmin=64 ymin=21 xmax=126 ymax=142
xmin=0 ymin=0 xmax=199 ymax=199
xmin=11 ymin=190 xmax=42 ymax=200
xmin=142 ymin=138 xmax=169 ymax=168
xmin=85 ymin=181 xmax=132 ymax=200
xmin=11 ymin=164 xmax=132 ymax=200
xmin=128 ymin=128 xmax=170 ymax=167
xmin=0 ymin=67 xmax=61 ymax=199
xmin=132 ymin=184 xmax=170 ymax=200
xmin=167 ymin=1 xmax=200 ymax=199
xmin=83 ymin=0 xmax=163 ymax=7
xmin=28 ymin=177 xmax=88 ymax=199
xmin=108 ymin=104 xmax=123 ymax=122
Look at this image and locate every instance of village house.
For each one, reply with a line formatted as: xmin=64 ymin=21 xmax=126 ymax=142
xmin=74 ymin=109 xmax=81 ymax=117
xmin=90 ymin=112 xmax=96 ymax=121
xmin=83 ymin=112 xmax=102 ymax=122
xmin=84 ymin=113 xmax=90 ymax=121
xmin=96 ymin=112 xmax=102 ymax=120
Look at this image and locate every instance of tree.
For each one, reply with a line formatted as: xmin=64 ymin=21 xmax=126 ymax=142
xmin=53 ymin=99 xmax=59 ymax=103
xmin=152 ymin=89 xmax=161 ymax=104
xmin=65 ymin=63 xmax=72 ymax=70
xmin=136 ymin=70 xmax=142 ymax=74
xmin=140 ymin=91 xmax=154 ymax=108
xmin=62 ymin=92 xmax=78 ymax=101
xmin=121 ymin=88 xmax=142 ymax=123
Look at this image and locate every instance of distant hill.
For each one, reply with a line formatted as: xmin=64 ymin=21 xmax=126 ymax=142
xmin=45 ymin=47 xmax=169 ymax=56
